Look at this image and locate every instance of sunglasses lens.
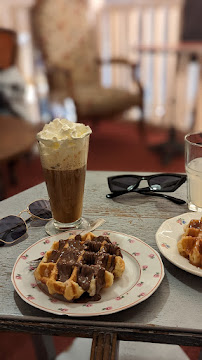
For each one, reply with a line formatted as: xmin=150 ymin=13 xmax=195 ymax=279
xmin=149 ymin=175 xmax=182 ymax=191
xmin=29 ymin=200 xmax=52 ymax=219
xmin=109 ymin=176 xmax=140 ymax=191
xmin=0 ymin=215 xmax=26 ymax=244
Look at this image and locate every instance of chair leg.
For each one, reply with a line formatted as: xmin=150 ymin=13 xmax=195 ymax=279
xmin=138 ymin=107 xmax=145 ymax=131
xmin=0 ymin=169 xmax=6 ymax=200
xmin=135 ymin=97 xmax=145 ymax=135
xmin=31 ymin=334 xmax=57 ymax=360
xmin=149 ymin=126 xmax=184 ymax=165
xmin=7 ymin=159 xmax=18 ymax=185
xmin=90 ymin=333 xmax=119 ymax=360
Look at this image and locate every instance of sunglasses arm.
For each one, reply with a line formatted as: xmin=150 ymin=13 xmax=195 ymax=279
xmin=139 ymin=191 xmax=186 ymax=205
xmin=106 ymin=189 xmax=186 ymax=205
xmin=106 ymin=187 xmax=150 ymax=198
xmin=107 ymin=190 xmax=130 ymax=198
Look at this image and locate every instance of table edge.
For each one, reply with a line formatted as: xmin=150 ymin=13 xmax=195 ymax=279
xmin=0 ymin=315 xmax=201 ymax=346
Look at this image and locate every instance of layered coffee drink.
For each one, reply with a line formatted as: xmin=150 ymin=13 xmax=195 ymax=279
xmin=43 ymin=165 xmax=86 ymax=223
xmin=37 ymin=118 xmax=92 ymax=230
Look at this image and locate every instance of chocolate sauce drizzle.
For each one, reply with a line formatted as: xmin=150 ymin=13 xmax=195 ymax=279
xmin=189 ymin=219 xmax=202 ymax=229
xmin=45 ymin=234 xmax=123 ymax=300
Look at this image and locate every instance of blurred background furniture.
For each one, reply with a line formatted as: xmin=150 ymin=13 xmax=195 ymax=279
xmin=98 ymin=0 xmax=187 ymax=164
xmin=143 ymin=42 xmax=202 ymax=163
xmin=0 ymin=28 xmax=39 ymax=200
xmin=98 ymin=0 xmax=183 ymax=120
xmin=0 ymin=0 xmax=40 ymax=125
xmin=32 ymin=0 xmax=144 ymax=129
xmin=0 ymin=114 xmax=37 ymax=200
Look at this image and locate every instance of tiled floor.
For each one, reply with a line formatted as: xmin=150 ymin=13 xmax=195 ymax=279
xmin=1 ymin=333 xmax=201 ymax=360
xmin=57 ymin=338 xmax=191 ymax=360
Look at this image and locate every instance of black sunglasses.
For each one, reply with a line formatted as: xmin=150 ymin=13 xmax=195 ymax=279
xmin=107 ymin=173 xmax=187 ymax=204
xmin=0 ymin=199 xmax=52 ymax=246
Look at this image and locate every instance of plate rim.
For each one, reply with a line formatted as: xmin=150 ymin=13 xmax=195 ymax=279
xmin=11 ymin=229 xmax=165 ymax=317
xmin=156 ymin=212 xmax=202 ymax=277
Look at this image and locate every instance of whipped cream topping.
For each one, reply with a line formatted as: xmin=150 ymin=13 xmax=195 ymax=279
xmin=37 ymin=118 xmax=91 ymax=171
xmin=37 ymin=118 xmax=92 ymax=141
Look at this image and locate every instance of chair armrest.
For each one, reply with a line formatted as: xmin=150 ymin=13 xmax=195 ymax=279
xmin=96 ymin=57 xmax=143 ymax=94
xmin=97 ymin=57 xmax=137 ymax=67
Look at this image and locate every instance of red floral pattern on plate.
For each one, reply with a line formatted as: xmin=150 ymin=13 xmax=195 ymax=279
xmin=11 ymin=229 xmax=164 ymax=316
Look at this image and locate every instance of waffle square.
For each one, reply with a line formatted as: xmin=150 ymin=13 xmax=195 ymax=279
xmin=177 ymin=218 xmax=202 ymax=268
xmin=34 ymin=232 xmax=125 ymax=301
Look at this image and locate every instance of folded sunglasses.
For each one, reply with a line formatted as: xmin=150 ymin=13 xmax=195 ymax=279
xmin=0 ymin=199 xmax=52 ymax=246
xmin=106 ymin=173 xmax=187 ymax=204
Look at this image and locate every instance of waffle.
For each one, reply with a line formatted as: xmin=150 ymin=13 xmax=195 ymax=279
xmin=34 ymin=232 xmax=125 ymax=301
xmin=177 ymin=218 xmax=202 ymax=268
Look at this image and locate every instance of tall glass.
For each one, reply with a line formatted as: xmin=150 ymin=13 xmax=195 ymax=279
xmin=37 ymin=119 xmax=91 ymax=235
xmin=185 ymin=132 xmax=202 ymax=212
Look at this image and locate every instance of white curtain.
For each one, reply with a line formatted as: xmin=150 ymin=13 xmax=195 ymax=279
xmin=97 ymin=0 xmax=201 ymax=132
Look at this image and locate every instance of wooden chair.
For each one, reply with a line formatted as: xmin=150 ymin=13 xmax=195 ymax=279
xmin=0 ymin=28 xmax=38 ymax=199
xmin=31 ymin=0 xmax=144 ymax=128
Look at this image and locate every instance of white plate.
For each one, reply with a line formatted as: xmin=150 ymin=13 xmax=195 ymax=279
xmin=156 ymin=212 xmax=202 ymax=277
xmin=11 ymin=230 xmax=164 ymax=317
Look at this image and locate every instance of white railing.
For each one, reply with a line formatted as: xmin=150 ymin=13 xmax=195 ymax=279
xmin=97 ymin=0 xmax=200 ymax=132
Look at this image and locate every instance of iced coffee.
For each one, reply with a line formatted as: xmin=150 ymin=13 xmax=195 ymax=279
xmin=37 ymin=118 xmax=92 ymax=232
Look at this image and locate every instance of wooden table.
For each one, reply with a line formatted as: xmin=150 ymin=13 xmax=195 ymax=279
xmin=0 ymin=171 xmax=201 ymax=359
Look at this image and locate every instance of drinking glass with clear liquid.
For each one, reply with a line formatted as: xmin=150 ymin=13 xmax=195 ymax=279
xmin=185 ymin=132 xmax=202 ymax=211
